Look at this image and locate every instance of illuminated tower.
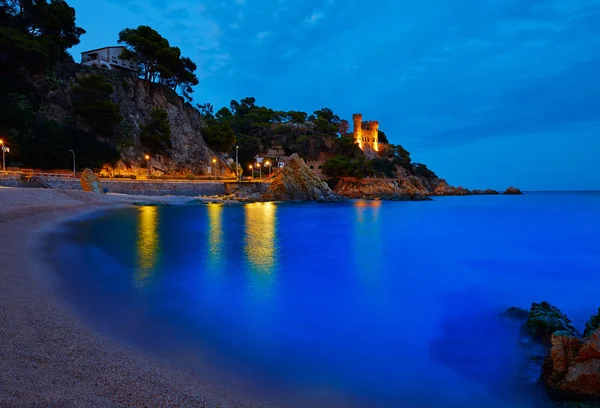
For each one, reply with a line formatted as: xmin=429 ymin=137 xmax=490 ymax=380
xmin=353 ymin=113 xmax=363 ymax=149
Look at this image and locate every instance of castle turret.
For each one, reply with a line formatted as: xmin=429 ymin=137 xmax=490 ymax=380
xmin=372 ymin=120 xmax=379 ymax=152
xmin=352 ymin=113 xmax=363 ymax=149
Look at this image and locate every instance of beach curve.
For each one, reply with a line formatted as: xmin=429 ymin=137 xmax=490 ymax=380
xmin=0 ymin=187 xmax=277 ymax=408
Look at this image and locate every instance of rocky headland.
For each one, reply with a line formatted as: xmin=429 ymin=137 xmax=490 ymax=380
xmin=261 ymin=154 xmax=344 ymax=202
xmin=505 ymin=302 xmax=600 ymax=404
xmin=330 ymin=176 xmax=507 ymax=200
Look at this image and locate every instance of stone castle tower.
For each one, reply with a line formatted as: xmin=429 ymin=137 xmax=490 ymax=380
xmin=352 ymin=114 xmax=379 ymax=152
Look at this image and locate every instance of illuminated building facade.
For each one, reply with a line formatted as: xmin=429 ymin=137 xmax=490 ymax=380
xmin=352 ymin=113 xmax=379 ymax=152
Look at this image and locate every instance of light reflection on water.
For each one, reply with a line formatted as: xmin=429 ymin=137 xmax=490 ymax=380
xmin=136 ymin=205 xmax=160 ymax=285
xmin=207 ymin=203 xmax=223 ymax=270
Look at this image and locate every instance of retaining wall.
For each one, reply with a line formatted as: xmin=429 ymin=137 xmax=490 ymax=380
xmin=0 ymin=174 xmax=265 ymax=197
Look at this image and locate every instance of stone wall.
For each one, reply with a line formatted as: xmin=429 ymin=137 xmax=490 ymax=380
xmin=0 ymin=174 xmax=242 ymax=197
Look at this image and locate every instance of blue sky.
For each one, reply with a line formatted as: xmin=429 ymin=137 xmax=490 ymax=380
xmin=67 ymin=0 xmax=600 ymax=190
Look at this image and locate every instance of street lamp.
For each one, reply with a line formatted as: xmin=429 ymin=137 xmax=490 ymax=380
xmin=265 ymin=160 xmax=271 ymax=178
xmin=212 ymin=158 xmax=217 ymax=180
xmin=235 ymin=145 xmax=239 ymax=182
xmin=257 ymin=162 xmax=261 ymax=180
xmin=69 ymin=150 xmax=76 ymax=178
xmin=0 ymin=139 xmax=6 ymax=172
xmin=249 ymin=165 xmax=253 ymax=181
xmin=145 ymin=155 xmax=150 ymax=179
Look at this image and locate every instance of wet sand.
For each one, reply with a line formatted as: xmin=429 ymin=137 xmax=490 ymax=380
xmin=0 ymin=187 xmax=277 ymax=407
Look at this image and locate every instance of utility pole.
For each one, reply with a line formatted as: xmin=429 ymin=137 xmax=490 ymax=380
xmin=235 ymin=145 xmax=239 ymax=182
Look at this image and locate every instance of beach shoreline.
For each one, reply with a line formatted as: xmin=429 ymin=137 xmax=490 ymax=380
xmin=0 ymin=187 xmax=277 ymax=407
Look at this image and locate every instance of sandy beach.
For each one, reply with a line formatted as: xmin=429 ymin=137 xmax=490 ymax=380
xmin=0 ymin=187 xmax=277 ymax=408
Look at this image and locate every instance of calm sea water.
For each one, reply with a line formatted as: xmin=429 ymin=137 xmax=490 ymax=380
xmin=46 ymin=192 xmax=600 ymax=408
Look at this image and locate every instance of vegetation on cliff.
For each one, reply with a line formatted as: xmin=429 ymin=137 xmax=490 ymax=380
xmin=118 ymin=25 xmax=199 ymax=101
xmin=0 ymin=0 xmax=224 ymax=174
xmin=0 ymin=0 xmax=441 ymax=183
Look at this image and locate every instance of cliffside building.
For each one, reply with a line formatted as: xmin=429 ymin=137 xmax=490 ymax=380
xmin=352 ymin=114 xmax=379 ymax=152
xmin=81 ymin=46 xmax=138 ymax=73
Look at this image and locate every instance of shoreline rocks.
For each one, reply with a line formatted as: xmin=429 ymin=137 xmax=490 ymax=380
xmin=261 ymin=154 xmax=345 ymax=202
xmin=522 ymin=301 xmax=578 ymax=342
xmin=504 ymin=186 xmax=523 ymax=195
xmin=507 ymin=302 xmax=600 ymax=404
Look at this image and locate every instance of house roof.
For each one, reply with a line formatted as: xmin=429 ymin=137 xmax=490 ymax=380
xmin=80 ymin=46 xmax=126 ymax=54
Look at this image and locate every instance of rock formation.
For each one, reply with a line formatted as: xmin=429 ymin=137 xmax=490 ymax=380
xmin=331 ymin=176 xmax=501 ymax=199
xmin=80 ymin=168 xmax=104 ymax=194
xmin=542 ymin=330 xmax=600 ymax=400
xmin=47 ymin=69 xmax=232 ymax=178
xmin=522 ymin=301 xmax=578 ymax=342
xmin=504 ymin=186 xmax=523 ymax=195
xmin=261 ymin=154 xmax=344 ymax=202
xmin=509 ymin=302 xmax=600 ymax=403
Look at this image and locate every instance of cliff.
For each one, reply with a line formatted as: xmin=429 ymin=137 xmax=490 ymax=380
xmin=42 ymin=63 xmax=233 ymax=177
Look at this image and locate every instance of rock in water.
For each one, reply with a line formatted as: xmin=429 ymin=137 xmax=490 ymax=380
xmin=262 ymin=154 xmax=344 ymax=202
xmin=542 ymin=330 xmax=600 ymax=400
xmin=504 ymin=186 xmax=523 ymax=195
xmin=80 ymin=168 xmax=104 ymax=194
xmin=522 ymin=301 xmax=578 ymax=342
xmin=503 ymin=306 xmax=530 ymax=319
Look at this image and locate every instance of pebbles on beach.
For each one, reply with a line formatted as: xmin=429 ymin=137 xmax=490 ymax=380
xmin=0 ymin=187 xmax=276 ymax=408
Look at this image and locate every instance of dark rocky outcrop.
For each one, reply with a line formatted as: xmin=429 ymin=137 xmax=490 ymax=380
xmin=472 ymin=189 xmax=500 ymax=195
xmin=262 ymin=154 xmax=344 ymax=202
xmin=584 ymin=308 xmax=600 ymax=338
xmin=80 ymin=168 xmax=104 ymax=194
xmin=504 ymin=186 xmax=523 ymax=195
xmin=522 ymin=301 xmax=578 ymax=342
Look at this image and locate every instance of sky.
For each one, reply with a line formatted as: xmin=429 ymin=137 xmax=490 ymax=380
xmin=67 ymin=0 xmax=600 ymax=190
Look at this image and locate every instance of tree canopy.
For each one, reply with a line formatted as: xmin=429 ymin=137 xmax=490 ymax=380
xmin=118 ymin=25 xmax=199 ymax=100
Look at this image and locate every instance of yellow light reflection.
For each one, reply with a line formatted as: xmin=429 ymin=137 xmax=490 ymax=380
xmin=207 ymin=203 xmax=223 ymax=268
xmin=136 ymin=206 xmax=159 ymax=284
xmin=354 ymin=199 xmax=381 ymax=224
xmin=354 ymin=200 xmax=384 ymax=299
xmin=244 ymin=202 xmax=277 ymax=274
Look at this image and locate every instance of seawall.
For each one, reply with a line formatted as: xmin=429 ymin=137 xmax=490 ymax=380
xmin=0 ymin=174 xmax=268 ymax=197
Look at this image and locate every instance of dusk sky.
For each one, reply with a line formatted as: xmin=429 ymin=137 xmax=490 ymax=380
xmin=68 ymin=0 xmax=600 ymax=190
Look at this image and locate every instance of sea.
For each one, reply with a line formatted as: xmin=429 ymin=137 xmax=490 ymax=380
xmin=44 ymin=192 xmax=600 ymax=408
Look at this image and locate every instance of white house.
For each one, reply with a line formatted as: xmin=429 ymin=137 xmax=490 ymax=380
xmin=81 ymin=46 xmax=138 ymax=73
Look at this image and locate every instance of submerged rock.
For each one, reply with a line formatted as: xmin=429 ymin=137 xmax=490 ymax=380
xmin=80 ymin=168 xmax=105 ymax=194
xmin=541 ymin=330 xmax=600 ymax=401
xmin=503 ymin=306 xmax=530 ymax=319
xmin=504 ymin=186 xmax=523 ymax=195
xmin=522 ymin=302 xmax=578 ymax=342
xmin=261 ymin=154 xmax=345 ymax=202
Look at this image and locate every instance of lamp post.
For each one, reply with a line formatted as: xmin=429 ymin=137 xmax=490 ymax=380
xmin=212 ymin=158 xmax=217 ymax=181
xmin=69 ymin=150 xmax=76 ymax=178
xmin=145 ymin=155 xmax=150 ymax=179
xmin=0 ymin=139 xmax=5 ymax=172
xmin=235 ymin=145 xmax=239 ymax=182
xmin=265 ymin=160 xmax=271 ymax=178
xmin=249 ymin=165 xmax=253 ymax=181
xmin=257 ymin=163 xmax=261 ymax=180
